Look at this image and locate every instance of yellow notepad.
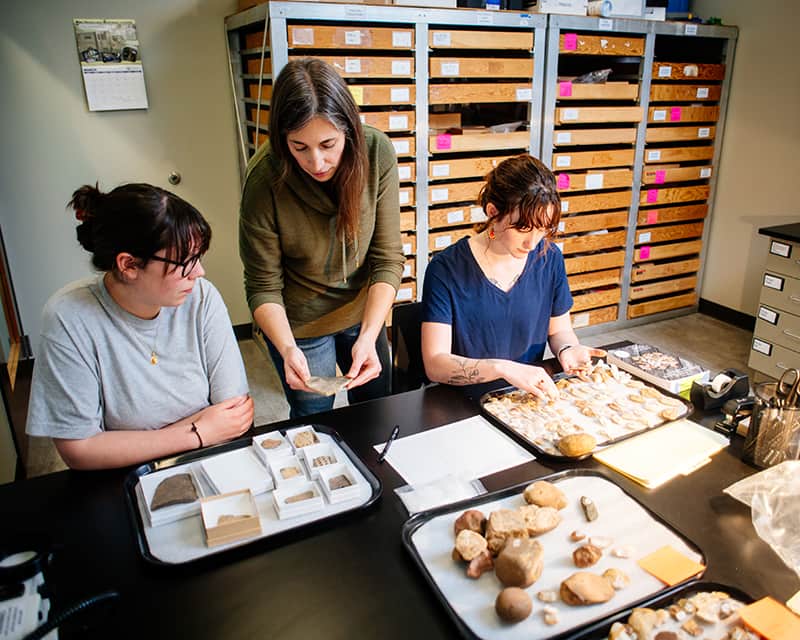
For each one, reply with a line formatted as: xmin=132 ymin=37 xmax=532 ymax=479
xmin=593 ymin=419 xmax=729 ymax=489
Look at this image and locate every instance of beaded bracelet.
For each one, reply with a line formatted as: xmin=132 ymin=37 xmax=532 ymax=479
xmin=190 ymin=422 xmax=204 ymax=449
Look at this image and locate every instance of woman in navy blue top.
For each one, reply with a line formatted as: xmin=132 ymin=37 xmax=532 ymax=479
xmin=421 ymin=154 xmax=605 ymax=400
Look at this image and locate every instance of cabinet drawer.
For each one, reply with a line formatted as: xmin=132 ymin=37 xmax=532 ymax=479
xmin=644 ymin=146 xmax=714 ymax=164
xmin=246 ymin=106 xmax=270 ymax=129
xmin=564 ymin=250 xmax=625 ymax=275
xmin=349 ymin=84 xmax=416 ymax=106
xmin=402 ymin=257 xmax=416 ymax=280
xmin=553 ymin=128 xmax=637 ymax=147
xmin=753 ymin=312 xmax=800 ymax=354
xmin=628 ymin=292 xmax=697 ymax=319
xmin=631 ymin=258 xmax=701 ymax=283
xmin=398 ymin=186 xmax=415 ymax=208
xmin=399 ymin=209 xmax=415 ymax=232
xmin=748 ymin=339 xmax=800 ymax=379
xmin=250 ymin=130 xmax=268 ymax=147
xmin=636 ymin=204 xmax=708 ymax=226
xmin=428 ymin=181 xmax=484 ymax=206
xmin=288 ymin=26 xmax=414 ymax=49
xmin=646 ymin=125 xmax=716 ymax=143
xmin=634 ymin=222 xmax=704 ymax=245
xmin=430 ymin=58 xmax=533 ymax=78
xmin=360 ymin=110 xmax=415 ymax=133
xmin=652 ymin=62 xmax=725 ymax=81
xmin=557 ymin=82 xmax=638 ymax=101
xmin=247 ymin=84 xmax=273 ymax=100
xmin=398 ymin=163 xmax=415 ymax=183
xmin=559 ymin=34 xmax=644 ymax=56
xmin=556 ymin=106 xmax=642 ymax=124
xmin=245 ymin=58 xmax=272 ymax=75
xmin=634 ymin=239 xmax=702 ymax=262
xmin=557 ymin=230 xmax=627 ymax=255
xmin=650 ymin=84 xmax=722 ymax=102
xmin=572 ymin=287 xmax=622 ymax=313
xmin=571 ymin=305 xmax=618 ymax=329
xmin=429 ymin=228 xmax=472 ymax=252
xmin=629 ymin=275 xmax=697 ymax=300
xmin=759 ymin=271 xmax=800 ymax=314
xmin=429 ymin=83 xmax=533 ymax=105
xmin=429 ymin=205 xmax=486 ymax=229
xmin=648 ymin=105 xmax=719 ymax=123
xmin=568 ymin=269 xmax=621 ymax=292
xmin=557 ymin=169 xmax=633 ymax=192
xmin=244 ymin=31 xmax=270 ymax=49
xmin=561 ymin=210 xmax=628 ymax=234
xmin=400 ymin=233 xmax=416 ymax=256
xmin=289 ymin=55 xmax=414 ymax=78
xmin=642 ymin=166 xmax=712 ymax=185
xmin=391 ymin=137 xmax=416 ymax=157
xmin=429 ymin=112 xmax=462 ymax=131
xmin=429 ymin=30 xmax=532 ymax=50
xmin=429 ymin=156 xmax=509 ymax=180
xmin=552 ymin=149 xmax=634 ymax=171
xmin=561 ymin=191 xmax=632 ymax=214
xmin=639 ymin=185 xmax=711 ymax=206
xmin=395 ymin=281 xmax=417 ymax=303
xmin=429 ymin=131 xmax=529 ymax=154
xmin=765 ymin=243 xmax=800 ymax=279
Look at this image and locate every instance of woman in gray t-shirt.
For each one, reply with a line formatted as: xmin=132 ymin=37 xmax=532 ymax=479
xmin=26 ymin=183 xmax=253 ymax=470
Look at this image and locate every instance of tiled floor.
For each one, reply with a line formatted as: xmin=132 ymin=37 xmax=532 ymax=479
xmin=24 ymin=312 xmax=758 ymax=478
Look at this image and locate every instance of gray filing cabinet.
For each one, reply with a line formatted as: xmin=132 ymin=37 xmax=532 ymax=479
xmin=749 ymin=224 xmax=800 ymax=378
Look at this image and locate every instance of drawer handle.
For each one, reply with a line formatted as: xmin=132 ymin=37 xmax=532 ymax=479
xmin=777 ymin=362 xmax=789 ymax=370
xmin=784 ymin=330 xmax=800 ymax=341
xmin=791 ymin=296 xmax=800 ymax=304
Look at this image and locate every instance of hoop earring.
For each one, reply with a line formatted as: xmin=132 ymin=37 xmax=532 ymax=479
xmin=488 ymin=227 xmax=496 ymax=240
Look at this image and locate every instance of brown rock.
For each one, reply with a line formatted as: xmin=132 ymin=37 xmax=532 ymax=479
xmin=150 ymin=473 xmax=198 ymax=511
xmin=495 ymin=538 xmax=544 ymax=588
xmin=557 ymin=433 xmax=597 ymax=457
xmin=523 ymin=480 xmax=568 ymax=509
xmin=453 ymin=509 xmax=486 ymax=537
xmin=495 ymin=587 xmax=532 ymax=623
xmin=573 ymin=543 xmax=603 ymax=568
xmin=560 ymin=571 xmax=615 ymax=605
xmin=466 ymin=550 xmax=493 ymax=579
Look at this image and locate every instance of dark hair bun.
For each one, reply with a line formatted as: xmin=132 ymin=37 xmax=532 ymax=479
xmin=69 ymin=184 xmax=102 ymax=252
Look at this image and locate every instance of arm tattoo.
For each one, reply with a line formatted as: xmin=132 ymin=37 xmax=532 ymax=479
xmin=447 ymin=356 xmax=483 ymax=385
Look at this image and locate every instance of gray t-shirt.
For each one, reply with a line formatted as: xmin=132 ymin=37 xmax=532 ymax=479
xmin=26 ymin=275 xmax=249 ymax=440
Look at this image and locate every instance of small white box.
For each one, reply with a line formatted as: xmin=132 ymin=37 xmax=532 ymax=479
xmin=272 ymin=481 xmax=325 ymax=520
xmin=252 ymin=431 xmax=293 ymax=463
xmin=607 ymin=0 xmax=644 ymax=17
xmin=199 ymin=448 xmax=273 ymax=496
xmin=286 ymin=425 xmax=320 ymax=451
xmin=140 ymin=466 xmax=204 ymax=527
xmin=301 ymin=443 xmax=342 ymax=479
xmin=200 ymin=489 xmax=262 ymax=547
xmin=318 ymin=463 xmax=362 ymax=504
xmin=530 ymin=0 xmax=587 ymax=15
xmin=269 ymin=454 xmax=308 ymax=488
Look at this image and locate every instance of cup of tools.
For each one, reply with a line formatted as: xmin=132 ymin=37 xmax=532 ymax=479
xmin=742 ymin=379 xmax=800 ymax=468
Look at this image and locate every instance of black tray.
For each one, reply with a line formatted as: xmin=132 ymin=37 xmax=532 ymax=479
xmin=402 ymin=469 xmax=706 ymax=640
xmin=479 ymin=365 xmax=693 ymax=461
xmin=575 ymin=581 xmax=754 ymax=639
xmin=124 ymin=424 xmax=381 ymax=567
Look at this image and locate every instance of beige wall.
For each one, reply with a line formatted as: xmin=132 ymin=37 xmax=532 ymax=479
xmin=0 ymin=0 xmax=246 ymax=355
xmin=693 ymin=1 xmax=800 ymax=313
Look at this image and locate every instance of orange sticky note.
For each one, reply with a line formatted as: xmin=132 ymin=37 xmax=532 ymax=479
xmin=636 ymin=546 xmax=705 ymax=586
xmin=739 ymin=597 xmax=800 ymax=640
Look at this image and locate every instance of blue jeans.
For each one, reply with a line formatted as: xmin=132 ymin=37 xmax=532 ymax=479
xmin=267 ymin=324 xmax=391 ymax=419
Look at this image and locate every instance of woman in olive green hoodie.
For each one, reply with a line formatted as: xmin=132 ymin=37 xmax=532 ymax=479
xmin=240 ymin=58 xmax=404 ymax=418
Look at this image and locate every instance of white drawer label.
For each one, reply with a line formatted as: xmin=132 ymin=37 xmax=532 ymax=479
xmin=696 ymin=87 xmax=709 ymax=99
xmin=770 ymin=241 xmax=792 ymax=258
xmin=345 ymin=31 xmax=362 ymax=45
xmin=698 ymin=127 xmax=711 ymax=138
xmin=432 ymin=164 xmax=450 ymax=177
xmin=657 ymin=65 xmax=672 ymax=78
xmin=433 ymin=32 xmax=451 ymax=47
xmin=398 ymin=166 xmax=411 ymax=181
xmin=764 ymin=273 xmax=785 ymax=290
xmin=392 ymin=32 xmax=412 ymax=48
xmin=557 ymin=221 xmax=565 ymax=232
xmin=516 ymin=88 xmax=533 ymax=101
xmin=758 ymin=306 xmax=779 ymax=325
xmin=447 ymin=210 xmax=465 ymax=224
xmin=752 ymin=338 xmax=772 ymax=356
xmin=392 ymin=60 xmax=411 ymax=76
xmin=470 ymin=207 xmax=486 ymax=222
xmin=359 ymin=114 xmax=366 ymax=124
xmin=585 ymin=174 xmax=604 ymax=190
xmin=391 ymin=87 xmax=410 ymax=103
xmin=598 ymin=18 xmax=613 ymax=30
xmin=638 ymin=232 xmax=652 ymax=243
xmin=402 ymin=242 xmax=412 ymax=255
xmin=653 ymin=109 xmax=667 ymax=122
xmin=441 ymin=62 xmax=460 ymax=76
xmin=562 ymin=108 xmax=579 ymax=121
xmin=685 ymin=23 xmax=698 ymax=36
xmin=396 ymin=288 xmax=413 ymax=301
xmin=555 ymin=242 xmax=564 ymax=252
xmin=392 ymin=140 xmax=410 ymax=154
xmin=431 ymin=188 xmax=449 ymax=202
xmin=435 ymin=235 xmax=452 ymax=248
xmin=389 ymin=115 xmax=408 ymax=130
xmin=345 ymin=58 xmax=362 ymax=74
xmin=556 ymin=156 xmax=572 ymax=168
xmin=399 ymin=191 xmax=410 ymax=205
xmin=291 ymin=28 xmax=314 ymax=45
xmin=700 ymin=167 xmax=712 ymax=178
xmin=647 ymin=150 xmax=662 ymax=161
xmin=561 ymin=200 xmax=569 ymax=213
xmin=402 ymin=264 xmax=412 ymax=278
xmin=556 ymin=132 xmax=572 ymax=144
xmin=572 ymin=312 xmax=590 ymax=328
xmin=477 ymin=12 xmax=494 ymax=23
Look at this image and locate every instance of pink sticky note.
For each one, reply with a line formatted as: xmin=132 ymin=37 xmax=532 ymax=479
xmin=646 ymin=210 xmax=659 ymax=224
xmin=640 ymin=246 xmax=651 ymax=260
xmin=670 ymin=106 xmax=682 ymax=121
xmin=559 ymin=81 xmax=573 ymax=97
xmin=436 ymin=134 xmax=452 ymax=150
xmin=557 ymin=173 xmax=570 ymax=189
xmin=647 ymin=189 xmax=659 ymax=203
xmin=564 ymin=33 xmax=578 ymax=50
xmin=654 ymin=170 xmax=666 ymax=184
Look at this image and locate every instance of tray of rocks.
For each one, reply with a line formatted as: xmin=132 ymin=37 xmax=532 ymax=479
xmin=124 ymin=424 xmax=381 ymax=566
xmin=479 ymin=361 xmax=692 ymax=461
xmin=401 ymin=469 xmax=705 ymax=640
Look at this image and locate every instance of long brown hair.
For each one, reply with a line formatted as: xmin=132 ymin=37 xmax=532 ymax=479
xmin=269 ymin=58 xmax=367 ymax=242
xmin=477 ymin=154 xmax=562 ymax=243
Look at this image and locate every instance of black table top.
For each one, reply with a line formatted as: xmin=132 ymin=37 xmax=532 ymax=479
xmin=2 ymin=382 xmax=798 ymax=638
xmin=759 ymin=222 xmax=800 ymax=243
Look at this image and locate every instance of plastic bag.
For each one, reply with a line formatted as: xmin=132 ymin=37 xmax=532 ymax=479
xmin=572 ymin=68 xmax=612 ymax=84
xmin=723 ymin=460 xmax=800 ymax=578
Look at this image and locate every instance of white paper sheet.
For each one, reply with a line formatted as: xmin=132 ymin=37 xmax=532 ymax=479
xmin=374 ymin=415 xmax=535 ymax=486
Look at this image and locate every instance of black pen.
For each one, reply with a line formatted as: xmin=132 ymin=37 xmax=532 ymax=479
xmin=377 ymin=424 xmax=400 ymax=463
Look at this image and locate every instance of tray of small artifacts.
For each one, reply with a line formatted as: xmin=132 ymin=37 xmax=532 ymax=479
xmin=124 ymin=424 xmax=381 ymax=566
xmin=479 ymin=360 xmax=692 ymax=461
xmin=401 ymin=469 xmax=706 ymax=640
xmin=575 ymin=581 xmax=758 ymax=640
